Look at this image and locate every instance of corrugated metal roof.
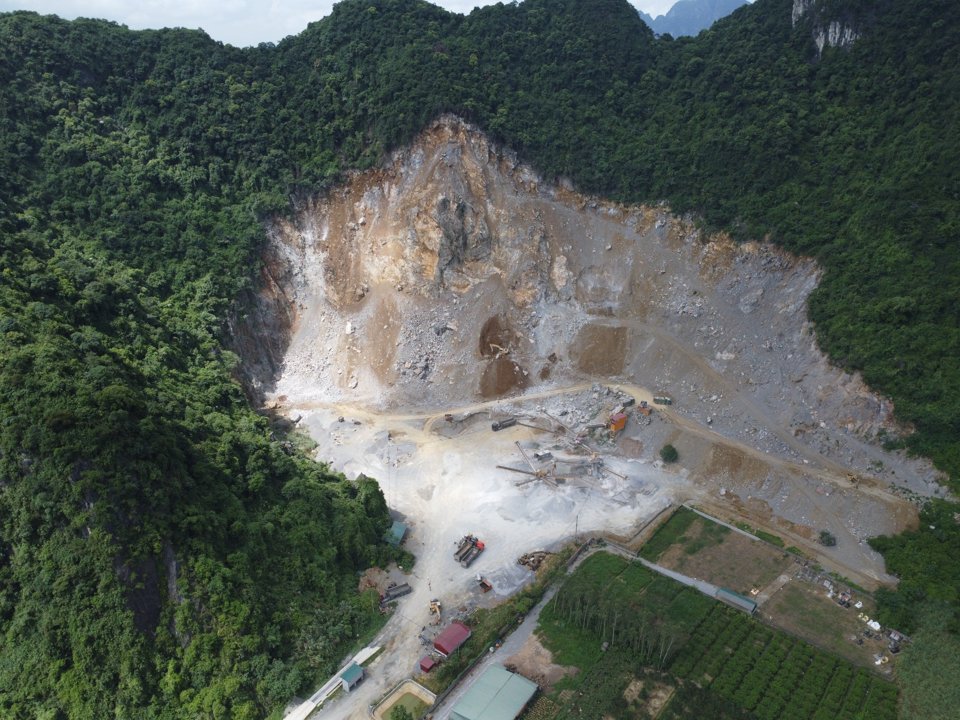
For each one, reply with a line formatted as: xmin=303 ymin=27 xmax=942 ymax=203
xmin=340 ymin=662 xmax=363 ymax=685
xmin=717 ymin=588 xmax=758 ymax=614
xmin=434 ymin=621 xmax=471 ymax=656
xmin=451 ymin=665 xmax=537 ymax=720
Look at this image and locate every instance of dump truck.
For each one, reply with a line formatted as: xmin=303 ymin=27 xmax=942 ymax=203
xmin=460 ymin=541 xmax=485 ymax=567
xmin=653 ymin=396 xmax=673 ymax=406
xmin=491 ymin=417 xmax=517 ymax=431
xmin=382 ymin=582 xmax=412 ymax=602
xmin=476 ymin=575 xmax=493 ymax=593
xmin=454 ymin=535 xmax=478 ymax=562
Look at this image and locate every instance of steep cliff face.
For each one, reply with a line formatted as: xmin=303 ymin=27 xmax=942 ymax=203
xmin=233 ymin=115 xmax=941 ymax=494
xmin=793 ymin=0 xmax=863 ymax=55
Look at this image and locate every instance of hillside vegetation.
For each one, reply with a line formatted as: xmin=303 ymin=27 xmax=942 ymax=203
xmin=1 ymin=0 xmax=958 ymax=717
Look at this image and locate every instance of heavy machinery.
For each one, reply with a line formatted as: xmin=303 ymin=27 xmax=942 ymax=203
xmin=429 ymin=599 xmax=442 ymax=625
xmin=476 ymin=575 xmax=493 ymax=593
xmin=496 ymin=441 xmax=566 ymax=487
xmin=460 ymin=539 xmax=485 ymax=568
xmin=454 ymin=535 xmax=485 ymax=567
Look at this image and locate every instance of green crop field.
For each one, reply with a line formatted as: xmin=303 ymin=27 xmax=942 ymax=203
xmin=533 ymin=552 xmax=897 ymax=720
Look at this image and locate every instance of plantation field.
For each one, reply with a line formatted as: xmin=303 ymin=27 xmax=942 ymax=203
xmin=531 ymin=552 xmax=897 ymax=720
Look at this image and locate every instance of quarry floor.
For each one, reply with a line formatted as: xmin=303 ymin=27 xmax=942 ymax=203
xmin=277 ymin=378 xmax=923 ymax=719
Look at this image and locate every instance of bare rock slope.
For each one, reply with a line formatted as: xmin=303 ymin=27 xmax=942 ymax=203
xmin=249 ymin=116 xmax=937 ymax=495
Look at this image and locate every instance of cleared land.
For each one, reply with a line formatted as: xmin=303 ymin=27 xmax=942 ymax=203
xmin=761 ymin=583 xmax=886 ymax=669
xmin=641 ymin=508 xmax=793 ymax=595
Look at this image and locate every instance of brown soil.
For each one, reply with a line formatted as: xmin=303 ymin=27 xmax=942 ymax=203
xmin=506 ymin=632 xmax=577 ymax=692
xmin=657 ymin=521 xmax=793 ymax=595
xmin=480 ymin=357 xmax=531 ymax=398
xmin=571 ymin=324 xmax=627 ymax=375
xmin=479 ymin=315 xmax=514 ymax=358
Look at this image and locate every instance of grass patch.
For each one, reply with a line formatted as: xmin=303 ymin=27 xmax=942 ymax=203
xmin=754 ymin=529 xmax=785 ymax=548
xmin=639 ymin=507 xmax=699 ymax=560
xmin=682 ymin=520 xmax=729 ymax=555
xmin=762 ymin=582 xmax=881 ymax=668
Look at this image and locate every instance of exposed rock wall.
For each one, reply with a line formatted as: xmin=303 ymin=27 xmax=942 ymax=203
xmin=232 ymin=114 xmax=940 ymax=493
xmin=793 ymin=0 xmax=862 ymax=56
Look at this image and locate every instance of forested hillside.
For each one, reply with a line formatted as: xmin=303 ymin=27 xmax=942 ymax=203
xmin=1 ymin=0 xmax=958 ymax=717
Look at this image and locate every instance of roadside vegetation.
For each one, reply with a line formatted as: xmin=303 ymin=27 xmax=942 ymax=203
xmin=1 ymin=0 xmax=958 ymax=716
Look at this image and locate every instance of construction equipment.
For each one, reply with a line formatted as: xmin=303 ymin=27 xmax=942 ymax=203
xmin=491 ymin=417 xmax=517 ymax=432
xmin=609 ymin=412 xmax=628 ymax=433
xmin=476 ymin=575 xmax=493 ymax=593
xmin=653 ymin=396 xmax=673 ymax=406
xmin=517 ymin=551 xmax=551 ymax=571
xmin=497 ymin=441 xmax=567 ymax=487
xmin=461 ymin=540 xmax=485 ymax=567
xmin=381 ymin=582 xmax=412 ymax=606
xmin=455 ymin=535 xmax=478 ymax=562
xmin=429 ymin=599 xmax=442 ymax=625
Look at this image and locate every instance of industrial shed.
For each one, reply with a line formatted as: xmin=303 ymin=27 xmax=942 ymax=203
xmin=451 ymin=665 xmax=537 ymax=720
xmin=717 ymin=587 xmax=758 ymax=614
xmin=433 ymin=621 xmax=471 ymax=657
xmin=339 ymin=662 xmax=364 ymax=692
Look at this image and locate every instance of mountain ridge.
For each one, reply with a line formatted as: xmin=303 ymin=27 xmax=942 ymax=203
xmin=638 ymin=0 xmax=749 ymax=36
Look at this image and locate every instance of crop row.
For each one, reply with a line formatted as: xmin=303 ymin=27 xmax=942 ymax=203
xmin=665 ymin=604 xmax=897 ymax=720
xmin=729 ymin=634 xmax=791 ymax=711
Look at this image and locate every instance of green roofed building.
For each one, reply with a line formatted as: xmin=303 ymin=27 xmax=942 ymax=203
xmin=717 ymin=587 xmax=758 ymax=614
xmin=339 ymin=662 xmax=364 ymax=693
xmin=385 ymin=520 xmax=408 ymax=547
xmin=451 ymin=664 xmax=537 ymax=720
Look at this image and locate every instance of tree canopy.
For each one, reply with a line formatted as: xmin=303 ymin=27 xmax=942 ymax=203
xmin=2 ymin=0 xmax=959 ymax=716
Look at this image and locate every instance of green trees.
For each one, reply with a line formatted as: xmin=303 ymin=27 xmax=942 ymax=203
xmin=390 ymin=706 xmax=415 ymax=720
xmin=1 ymin=0 xmax=959 ymax=714
xmin=660 ymin=444 xmax=679 ymax=463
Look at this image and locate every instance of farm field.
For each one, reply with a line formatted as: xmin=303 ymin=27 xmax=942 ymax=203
xmin=643 ymin=508 xmax=793 ymax=595
xmin=529 ymin=552 xmax=897 ymax=720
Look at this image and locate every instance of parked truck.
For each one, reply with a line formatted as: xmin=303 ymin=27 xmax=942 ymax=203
xmin=460 ymin=539 xmax=485 ymax=568
xmin=454 ymin=535 xmax=478 ymax=562
xmin=491 ymin=417 xmax=517 ymax=431
xmin=379 ymin=582 xmax=412 ymax=610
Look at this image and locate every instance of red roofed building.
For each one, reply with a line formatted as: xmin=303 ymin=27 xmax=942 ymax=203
xmin=434 ymin=621 xmax=472 ymax=657
xmin=419 ymin=656 xmax=437 ymax=673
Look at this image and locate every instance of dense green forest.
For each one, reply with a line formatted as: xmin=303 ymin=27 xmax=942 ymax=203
xmin=1 ymin=0 xmax=958 ymax=717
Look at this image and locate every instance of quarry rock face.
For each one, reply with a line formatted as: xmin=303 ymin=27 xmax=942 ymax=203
xmin=240 ymin=115 xmax=939 ymax=493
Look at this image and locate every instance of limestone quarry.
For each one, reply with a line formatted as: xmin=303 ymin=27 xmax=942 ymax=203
xmin=242 ymin=116 xmax=944 ymax=716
